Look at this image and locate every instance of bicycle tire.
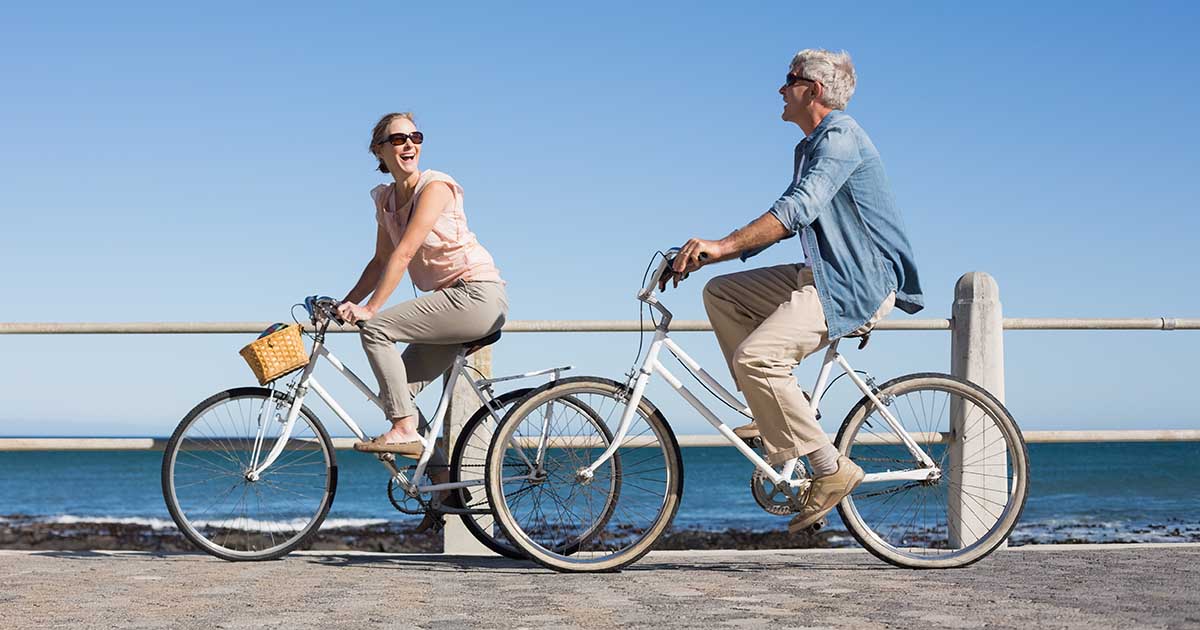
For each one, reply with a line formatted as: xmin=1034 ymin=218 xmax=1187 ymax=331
xmin=453 ymin=388 xmax=619 ymax=558
xmin=449 ymin=388 xmax=532 ymax=559
xmin=162 ymin=387 xmax=337 ymax=561
xmin=485 ymin=376 xmax=683 ymax=573
xmin=834 ymin=373 xmax=1029 ymax=569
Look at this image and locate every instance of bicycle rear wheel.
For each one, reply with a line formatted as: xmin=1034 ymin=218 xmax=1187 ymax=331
xmin=162 ymin=387 xmax=336 ymax=561
xmin=453 ymin=388 xmax=618 ymax=559
xmin=835 ymin=373 xmax=1029 ymax=569
xmin=450 ymin=388 xmax=533 ymax=559
xmin=485 ymin=377 xmax=683 ymax=572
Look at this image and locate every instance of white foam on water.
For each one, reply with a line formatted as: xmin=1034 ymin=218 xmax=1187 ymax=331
xmin=20 ymin=514 xmax=394 ymax=533
xmin=44 ymin=515 xmax=179 ymax=530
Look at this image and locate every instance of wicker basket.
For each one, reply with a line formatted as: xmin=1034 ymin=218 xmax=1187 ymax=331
xmin=239 ymin=324 xmax=309 ymax=385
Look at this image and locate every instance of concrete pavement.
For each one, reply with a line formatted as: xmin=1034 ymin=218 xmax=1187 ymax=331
xmin=2 ymin=544 xmax=1197 ymax=629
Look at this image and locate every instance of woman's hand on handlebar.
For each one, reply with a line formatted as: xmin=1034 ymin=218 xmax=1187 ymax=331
xmin=660 ymin=238 xmax=721 ymax=290
xmin=337 ymin=302 xmax=376 ymax=326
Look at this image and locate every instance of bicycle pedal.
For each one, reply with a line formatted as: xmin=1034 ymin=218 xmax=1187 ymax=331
xmin=806 ymin=518 xmax=827 ymax=533
xmin=740 ymin=436 xmax=763 ymax=449
xmin=411 ymin=511 xmax=446 ymax=534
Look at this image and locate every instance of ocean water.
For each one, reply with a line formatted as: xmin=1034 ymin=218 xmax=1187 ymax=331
xmin=1 ymin=442 xmax=1198 ymax=544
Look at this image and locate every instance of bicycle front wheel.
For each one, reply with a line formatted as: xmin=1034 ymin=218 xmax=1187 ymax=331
xmin=835 ymin=373 xmax=1029 ymax=569
xmin=162 ymin=387 xmax=336 ymax=561
xmin=485 ymin=377 xmax=683 ymax=572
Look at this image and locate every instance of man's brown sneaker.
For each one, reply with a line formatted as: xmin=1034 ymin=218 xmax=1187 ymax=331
xmin=788 ymin=456 xmax=864 ymax=533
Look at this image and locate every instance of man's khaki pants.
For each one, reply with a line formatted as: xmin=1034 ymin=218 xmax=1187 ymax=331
xmin=702 ymin=264 xmax=894 ymax=465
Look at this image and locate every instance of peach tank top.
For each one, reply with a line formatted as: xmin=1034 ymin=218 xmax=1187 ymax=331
xmin=370 ymin=170 xmax=503 ymax=292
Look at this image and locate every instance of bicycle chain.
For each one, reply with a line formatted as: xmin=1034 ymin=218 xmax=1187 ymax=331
xmin=853 ymin=481 xmax=922 ymax=500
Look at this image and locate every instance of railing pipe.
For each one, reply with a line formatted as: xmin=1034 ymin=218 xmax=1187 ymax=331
xmin=3 ymin=318 xmax=1199 ymax=335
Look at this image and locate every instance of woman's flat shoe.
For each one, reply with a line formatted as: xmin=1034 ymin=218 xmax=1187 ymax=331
xmin=352 ymin=436 xmax=425 ymax=458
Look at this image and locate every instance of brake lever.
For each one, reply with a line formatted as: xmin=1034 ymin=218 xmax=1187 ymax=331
xmin=319 ymin=300 xmax=365 ymax=329
xmin=659 ymin=251 xmax=709 ymax=287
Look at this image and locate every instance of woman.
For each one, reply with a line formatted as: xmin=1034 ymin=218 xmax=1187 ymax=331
xmin=338 ymin=112 xmax=507 ymax=458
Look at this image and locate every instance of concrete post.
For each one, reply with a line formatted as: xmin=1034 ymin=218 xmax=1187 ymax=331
xmin=442 ymin=346 xmax=496 ymax=555
xmin=949 ymin=272 xmax=1008 ymax=548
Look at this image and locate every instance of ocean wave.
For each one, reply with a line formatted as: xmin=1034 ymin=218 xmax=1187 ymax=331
xmin=3 ymin=514 xmax=394 ymax=532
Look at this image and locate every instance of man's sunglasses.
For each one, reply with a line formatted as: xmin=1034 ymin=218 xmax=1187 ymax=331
xmin=378 ymin=131 xmax=424 ymax=147
xmin=784 ymin=72 xmax=816 ymax=87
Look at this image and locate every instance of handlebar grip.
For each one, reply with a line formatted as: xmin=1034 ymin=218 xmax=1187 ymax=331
xmin=660 ymin=250 xmax=710 ymax=282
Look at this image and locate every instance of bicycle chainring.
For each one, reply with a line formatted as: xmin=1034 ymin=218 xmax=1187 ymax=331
xmin=387 ymin=467 xmax=429 ymax=515
xmin=750 ymin=468 xmax=807 ymax=515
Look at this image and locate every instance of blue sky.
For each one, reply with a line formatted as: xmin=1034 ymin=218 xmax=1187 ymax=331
xmin=1 ymin=1 xmax=1198 ymax=437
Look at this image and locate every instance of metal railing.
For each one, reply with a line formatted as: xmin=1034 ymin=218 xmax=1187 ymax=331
xmin=2 ymin=272 xmax=1198 ymax=554
xmin=2 ymin=429 xmax=1198 ymax=452
xmin=2 ymin=317 xmax=1197 ymax=335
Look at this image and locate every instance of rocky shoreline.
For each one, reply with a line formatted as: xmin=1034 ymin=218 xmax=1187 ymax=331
xmin=0 ymin=517 xmax=845 ymax=554
xmin=2 ymin=516 xmax=1197 ymax=554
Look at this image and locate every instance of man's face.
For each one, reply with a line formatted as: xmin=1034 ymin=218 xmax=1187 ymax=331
xmin=779 ymin=64 xmax=817 ymax=123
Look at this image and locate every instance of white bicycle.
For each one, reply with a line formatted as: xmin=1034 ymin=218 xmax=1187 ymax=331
xmin=485 ymin=250 xmax=1030 ymax=572
xmin=160 ymin=297 xmax=601 ymax=561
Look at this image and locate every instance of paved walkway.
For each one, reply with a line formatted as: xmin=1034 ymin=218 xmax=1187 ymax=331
xmin=2 ymin=544 xmax=1198 ymax=629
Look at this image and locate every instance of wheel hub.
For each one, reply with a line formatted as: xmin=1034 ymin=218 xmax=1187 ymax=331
xmin=574 ymin=467 xmax=594 ymax=485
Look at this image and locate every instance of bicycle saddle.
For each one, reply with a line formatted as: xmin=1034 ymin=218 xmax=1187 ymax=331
xmin=465 ymin=330 xmax=502 ymax=355
xmin=845 ymin=330 xmax=871 ymax=350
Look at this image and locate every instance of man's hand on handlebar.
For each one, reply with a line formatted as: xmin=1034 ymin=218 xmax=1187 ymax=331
xmin=659 ymin=238 xmax=721 ymax=291
xmin=336 ymin=302 xmax=376 ymax=326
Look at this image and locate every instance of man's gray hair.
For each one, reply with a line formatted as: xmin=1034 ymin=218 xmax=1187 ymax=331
xmin=791 ymin=49 xmax=856 ymax=110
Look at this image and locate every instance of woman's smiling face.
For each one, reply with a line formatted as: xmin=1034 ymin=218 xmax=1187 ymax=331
xmin=374 ymin=116 xmax=422 ymax=177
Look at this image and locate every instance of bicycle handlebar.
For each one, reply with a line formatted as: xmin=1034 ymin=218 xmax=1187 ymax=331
xmin=639 ymin=248 xmax=709 ymax=300
xmin=303 ymin=295 xmax=364 ymax=329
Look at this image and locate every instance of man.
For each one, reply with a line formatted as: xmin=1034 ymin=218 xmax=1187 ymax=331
xmin=667 ymin=49 xmax=924 ymax=533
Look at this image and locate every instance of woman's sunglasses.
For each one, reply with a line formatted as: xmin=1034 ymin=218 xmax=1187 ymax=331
xmin=379 ymin=131 xmax=424 ymax=147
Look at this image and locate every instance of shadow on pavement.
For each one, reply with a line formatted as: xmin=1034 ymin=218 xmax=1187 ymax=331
xmin=306 ymin=553 xmax=543 ymax=573
xmin=628 ymin=558 xmax=896 ymax=573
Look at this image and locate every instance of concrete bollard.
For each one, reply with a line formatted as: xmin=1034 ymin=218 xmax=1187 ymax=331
xmin=949 ymin=272 xmax=1008 ymax=548
xmin=442 ymin=346 xmax=497 ymax=555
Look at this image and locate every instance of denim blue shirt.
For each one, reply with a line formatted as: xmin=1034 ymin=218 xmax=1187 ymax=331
xmin=743 ymin=110 xmax=924 ymax=339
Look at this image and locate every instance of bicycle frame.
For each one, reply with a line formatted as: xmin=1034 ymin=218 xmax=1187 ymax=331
xmin=246 ymin=328 xmax=561 ymax=498
xmin=580 ymin=255 xmax=939 ymax=488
